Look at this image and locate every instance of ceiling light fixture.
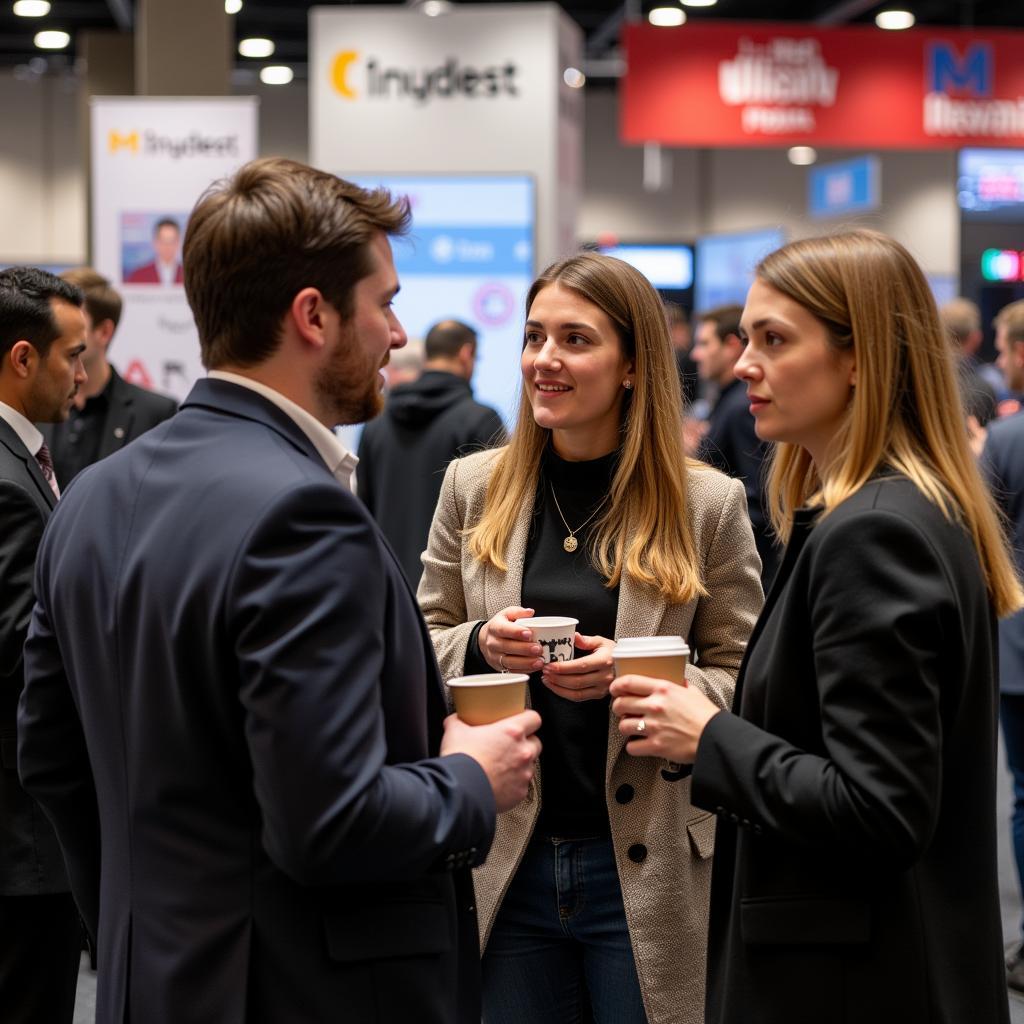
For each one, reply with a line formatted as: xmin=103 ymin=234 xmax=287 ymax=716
xmin=875 ymin=9 xmax=916 ymax=30
xmin=260 ymin=65 xmax=294 ymax=85
xmin=649 ymin=7 xmax=686 ymax=27
xmin=563 ymin=67 xmax=586 ymax=89
xmin=225 ymin=0 xmax=242 ymax=13
xmin=34 ymin=29 xmax=69 ymax=49
xmin=238 ymin=37 xmax=274 ymax=58
xmin=420 ymin=0 xmax=452 ymax=15
xmin=788 ymin=146 xmax=818 ymax=166
xmin=13 ymin=1 xmax=51 ymax=16
xmin=681 ymin=0 xmax=717 ymax=6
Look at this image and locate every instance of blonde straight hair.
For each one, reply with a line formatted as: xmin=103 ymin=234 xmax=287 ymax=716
xmin=759 ymin=229 xmax=1023 ymax=618
xmin=467 ymin=252 xmax=706 ymax=604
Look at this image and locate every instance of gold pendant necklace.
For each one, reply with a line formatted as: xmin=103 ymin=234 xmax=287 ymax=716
xmin=549 ymin=483 xmax=606 ymax=554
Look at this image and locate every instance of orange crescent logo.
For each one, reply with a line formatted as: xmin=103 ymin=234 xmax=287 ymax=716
xmin=331 ymin=50 xmax=359 ymax=100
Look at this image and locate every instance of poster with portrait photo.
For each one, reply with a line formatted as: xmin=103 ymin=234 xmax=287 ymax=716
xmin=120 ymin=212 xmax=189 ymax=287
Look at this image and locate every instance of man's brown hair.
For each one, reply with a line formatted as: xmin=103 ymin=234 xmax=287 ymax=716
xmin=994 ymin=298 xmax=1024 ymax=345
xmin=183 ymin=157 xmax=411 ymax=369
xmin=61 ymin=267 xmax=122 ymax=330
xmin=697 ymin=303 xmax=744 ymax=344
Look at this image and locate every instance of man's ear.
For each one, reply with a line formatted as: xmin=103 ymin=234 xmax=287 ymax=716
xmin=724 ymin=332 xmax=744 ymax=358
xmin=7 ymin=340 xmax=37 ymax=380
xmin=288 ymin=288 xmax=331 ymax=351
xmin=95 ymin=319 xmax=117 ymax=349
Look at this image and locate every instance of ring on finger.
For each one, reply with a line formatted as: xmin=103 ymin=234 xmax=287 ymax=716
xmin=499 ymin=654 xmax=507 ymax=671
xmin=635 ymin=718 xmax=646 ymax=734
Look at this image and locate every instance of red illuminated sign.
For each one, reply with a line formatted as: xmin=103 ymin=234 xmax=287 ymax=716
xmin=622 ymin=22 xmax=1024 ymax=148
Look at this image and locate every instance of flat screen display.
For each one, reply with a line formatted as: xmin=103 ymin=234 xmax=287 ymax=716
xmin=694 ymin=228 xmax=786 ymax=312
xmin=958 ymin=149 xmax=1024 ymax=221
xmin=351 ymin=175 xmax=534 ymax=430
xmin=597 ymin=244 xmax=694 ymax=290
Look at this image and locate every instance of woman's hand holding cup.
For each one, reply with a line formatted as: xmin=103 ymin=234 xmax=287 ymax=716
xmin=541 ymin=633 xmax=615 ymax=702
xmin=479 ymin=607 xmax=544 ymax=674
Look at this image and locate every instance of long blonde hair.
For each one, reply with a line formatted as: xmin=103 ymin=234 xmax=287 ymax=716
xmin=467 ymin=252 xmax=705 ymax=604
xmin=759 ymin=229 xmax=1023 ymax=617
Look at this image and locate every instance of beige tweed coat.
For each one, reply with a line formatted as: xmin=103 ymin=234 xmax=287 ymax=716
xmin=417 ymin=448 xmax=763 ymax=1024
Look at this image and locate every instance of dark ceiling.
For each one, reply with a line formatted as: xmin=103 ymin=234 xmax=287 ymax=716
xmin=1 ymin=0 xmax=1022 ymax=79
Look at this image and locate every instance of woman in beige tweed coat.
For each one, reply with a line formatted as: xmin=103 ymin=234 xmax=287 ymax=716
xmin=417 ymin=253 xmax=763 ymax=1024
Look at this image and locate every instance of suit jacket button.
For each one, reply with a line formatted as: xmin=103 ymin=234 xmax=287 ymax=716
xmin=615 ymin=784 xmax=634 ymax=804
xmin=627 ymin=843 xmax=647 ymax=864
xmin=753 ymin=825 xmax=763 ymax=836
xmin=715 ymin=806 xmax=725 ymax=815
xmin=729 ymin=813 xmax=739 ymax=824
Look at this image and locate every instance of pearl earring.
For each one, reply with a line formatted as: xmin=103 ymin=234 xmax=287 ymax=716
xmin=623 ymin=380 xmax=633 ymax=390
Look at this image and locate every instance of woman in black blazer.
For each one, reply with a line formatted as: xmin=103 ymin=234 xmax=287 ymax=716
xmin=611 ymin=229 xmax=1024 ymax=1024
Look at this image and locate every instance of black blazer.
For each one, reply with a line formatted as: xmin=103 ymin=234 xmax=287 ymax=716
xmin=18 ymin=379 xmax=496 ymax=1024
xmin=41 ymin=366 xmax=177 ymax=487
xmin=692 ymin=475 xmax=1009 ymax=1024
xmin=0 ymin=417 xmax=68 ymax=896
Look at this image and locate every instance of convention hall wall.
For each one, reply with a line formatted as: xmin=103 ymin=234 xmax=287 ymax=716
xmin=0 ymin=70 xmax=959 ymax=280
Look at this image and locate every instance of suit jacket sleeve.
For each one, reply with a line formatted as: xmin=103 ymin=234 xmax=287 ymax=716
xmin=18 ymin=585 xmax=100 ymax=939
xmin=229 ymin=480 xmax=493 ymax=886
xmin=687 ymin=475 xmax=763 ymax=709
xmin=418 ymin=456 xmax=481 ymax=681
xmin=693 ymin=508 xmax=954 ymax=868
xmin=0 ymin=482 xmax=44 ymax=681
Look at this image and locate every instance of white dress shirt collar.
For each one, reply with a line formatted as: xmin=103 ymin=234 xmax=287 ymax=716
xmin=0 ymin=400 xmax=44 ymax=459
xmin=207 ymin=371 xmax=359 ymax=492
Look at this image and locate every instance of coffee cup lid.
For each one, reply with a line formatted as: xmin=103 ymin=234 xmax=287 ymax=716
xmin=447 ymin=673 xmax=530 ymax=687
xmin=613 ymin=636 xmax=689 ymax=657
xmin=516 ymin=616 xmax=579 ymax=629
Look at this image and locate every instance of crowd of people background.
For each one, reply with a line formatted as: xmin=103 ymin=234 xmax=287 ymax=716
xmin=0 ymin=155 xmax=1023 ymax=1023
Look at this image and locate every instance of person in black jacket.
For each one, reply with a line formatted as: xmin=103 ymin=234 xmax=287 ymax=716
xmin=612 ymin=229 xmax=1023 ymax=1024
xmin=0 ymin=266 xmax=87 ymax=1024
xmin=358 ymin=319 xmax=505 ymax=588
xmin=691 ymin=304 xmax=776 ymax=585
xmin=40 ymin=269 xmax=176 ymax=488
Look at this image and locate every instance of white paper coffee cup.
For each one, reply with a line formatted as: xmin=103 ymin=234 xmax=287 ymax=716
xmin=516 ymin=616 xmax=579 ymax=664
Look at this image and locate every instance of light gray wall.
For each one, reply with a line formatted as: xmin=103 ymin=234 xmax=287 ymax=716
xmin=579 ymin=85 xmax=960 ymax=276
xmin=0 ymin=72 xmax=959 ymax=277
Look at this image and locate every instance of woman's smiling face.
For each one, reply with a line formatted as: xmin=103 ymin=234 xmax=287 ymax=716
xmin=522 ymin=282 xmax=634 ymax=460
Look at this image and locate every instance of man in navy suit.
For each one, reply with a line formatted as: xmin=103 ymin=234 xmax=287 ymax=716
xmin=984 ymin=298 xmax=1024 ymax=992
xmin=0 ymin=266 xmax=87 ymax=1023
xmin=18 ymin=158 xmax=541 ymax=1024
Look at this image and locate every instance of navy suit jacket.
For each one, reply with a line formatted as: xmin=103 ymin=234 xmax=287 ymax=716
xmin=18 ymin=379 xmax=496 ymax=1024
xmin=983 ymin=412 xmax=1024 ymax=695
xmin=0 ymin=417 xmax=67 ymax=896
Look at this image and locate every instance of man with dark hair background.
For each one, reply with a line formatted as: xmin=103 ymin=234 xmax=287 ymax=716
xmin=41 ymin=268 xmax=177 ymax=487
xmin=357 ymin=317 xmax=506 ymax=589
xmin=18 ymin=158 xmax=540 ymax=1024
xmin=0 ymin=265 xmax=86 ymax=1023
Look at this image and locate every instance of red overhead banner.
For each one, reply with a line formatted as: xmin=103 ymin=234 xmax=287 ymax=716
xmin=622 ymin=22 xmax=1024 ymax=148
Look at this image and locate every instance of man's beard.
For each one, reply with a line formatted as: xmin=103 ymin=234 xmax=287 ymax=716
xmin=315 ymin=331 xmax=384 ymax=427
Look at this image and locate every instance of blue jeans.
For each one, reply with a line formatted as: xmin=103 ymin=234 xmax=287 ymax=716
xmin=481 ymin=836 xmax=647 ymax=1024
xmin=1002 ymin=694 xmax=1024 ymax=940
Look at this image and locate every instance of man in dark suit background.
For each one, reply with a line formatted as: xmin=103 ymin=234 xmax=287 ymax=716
xmin=0 ymin=266 xmax=87 ymax=1023
xmin=688 ymin=304 xmax=777 ymax=585
xmin=18 ymin=157 xmax=541 ymax=1024
xmin=40 ymin=268 xmax=177 ymax=488
xmin=983 ymin=298 xmax=1024 ymax=992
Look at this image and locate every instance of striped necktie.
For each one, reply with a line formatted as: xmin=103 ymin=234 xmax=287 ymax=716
xmin=35 ymin=441 xmax=60 ymax=500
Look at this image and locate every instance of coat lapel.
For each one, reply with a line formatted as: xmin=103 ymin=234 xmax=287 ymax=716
xmin=0 ymin=419 xmax=55 ymax=510
xmin=484 ymin=490 xmax=534 ymax=613
xmin=97 ymin=373 xmax=135 ymax=460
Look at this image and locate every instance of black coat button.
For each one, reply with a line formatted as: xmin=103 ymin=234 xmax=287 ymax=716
xmin=615 ymin=784 xmax=635 ymax=804
xmin=627 ymin=843 xmax=647 ymax=863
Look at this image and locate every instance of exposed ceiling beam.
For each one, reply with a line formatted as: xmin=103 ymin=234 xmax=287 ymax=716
xmin=105 ymin=0 xmax=133 ymax=31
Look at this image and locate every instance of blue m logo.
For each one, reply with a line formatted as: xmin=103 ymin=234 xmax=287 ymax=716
xmin=927 ymin=42 xmax=993 ymax=97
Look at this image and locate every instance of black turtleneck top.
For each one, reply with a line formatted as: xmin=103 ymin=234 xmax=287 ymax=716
xmin=465 ymin=445 xmax=622 ymax=837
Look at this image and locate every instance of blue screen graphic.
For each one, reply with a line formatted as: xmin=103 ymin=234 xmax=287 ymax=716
xmin=694 ymin=228 xmax=786 ymax=312
xmin=351 ymin=175 xmax=535 ymax=430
